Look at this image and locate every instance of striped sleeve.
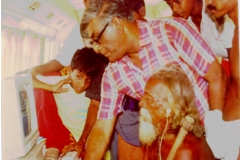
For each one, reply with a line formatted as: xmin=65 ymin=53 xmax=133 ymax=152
xmin=168 ymin=18 xmax=216 ymax=76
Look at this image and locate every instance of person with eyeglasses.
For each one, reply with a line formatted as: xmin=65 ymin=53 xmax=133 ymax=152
xmin=105 ymin=1 xmax=147 ymax=159
xmin=79 ymin=0 xmax=227 ymax=159
xmin=85 ymin=0 xmax=147 ymax=159
xmin=29 ymin=0 xmax=147 ymax=158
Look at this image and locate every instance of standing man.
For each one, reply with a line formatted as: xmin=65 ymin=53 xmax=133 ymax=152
xmin=80 ymin=0 xmax=226 ymax=159
xmin=204 ymin=0 xmax=240 ymax=159
xmin=163 ymin=0 xmax=234 ymax=77
xmin=205 ymin=0 xmax=239 ymax=120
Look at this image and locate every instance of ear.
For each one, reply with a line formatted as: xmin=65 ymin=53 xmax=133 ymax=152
xmin=166 ymin=107 xmax=172 ymax=117
xmin=61 ymin=66 xmax=72 ymax=76
xmin=111 ymin=16 xmax=124 ymax=31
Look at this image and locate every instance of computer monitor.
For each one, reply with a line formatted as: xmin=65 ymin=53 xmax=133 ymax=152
xmin=2 ymin=74 xmax=39 ymax=159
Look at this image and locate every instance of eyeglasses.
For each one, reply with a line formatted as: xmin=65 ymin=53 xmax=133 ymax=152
xmin=89 ymin=23 xmax=109 ymax=45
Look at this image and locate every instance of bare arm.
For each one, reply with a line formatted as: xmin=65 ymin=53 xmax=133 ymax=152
xmin=203 ymin=59 xmax=227 ymax=111
xmin=29 ymin=59 xmax=64 ymax=76
xmin=223 ymin=27 xmax=240 ymax=120
xmin=229 ymin=28 xmax=239 ymax=89
xmin=32 ymin=75 xmax=71 ymax=93
xmin=60 ymin=99 xmax=100 ymax=158
xmin=79 ymin=99 xmax=100 ymax=146
xmin=174 ymin=135 xmax=215 ymax=160
xmin=175 ymin=149 xmax=192 ymax=160
xmin=29 ymin=59 xmax=70 ymax=93
xmin=83 ymin=117 xmax=116 ymax=160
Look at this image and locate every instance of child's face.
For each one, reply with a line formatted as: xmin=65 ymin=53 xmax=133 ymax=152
xmin=70 ymin=69 xmax=92 ymax=94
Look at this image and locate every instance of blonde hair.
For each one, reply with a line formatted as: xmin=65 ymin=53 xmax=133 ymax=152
xmin=150 ymin=63 xmax=200 ymax=131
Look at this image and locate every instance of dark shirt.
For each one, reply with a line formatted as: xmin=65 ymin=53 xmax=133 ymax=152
xmin=122 ymin=95 xmax=140 ymax=111
xmin=85 ymin=55 xmax=109 ymax=101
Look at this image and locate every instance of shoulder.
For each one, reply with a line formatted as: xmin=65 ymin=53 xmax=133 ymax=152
xmin=178 ymin=133 xmax=215 ymax=160
xmin=36 ymin=75 xmax=63 ymax=85
xmin=36 ymin=74 xmax=63 ymax=82
xmin=147 ymin=17 xmax=196 ymax=36
xmin=148 ymin=17 xmax=189 ymax=27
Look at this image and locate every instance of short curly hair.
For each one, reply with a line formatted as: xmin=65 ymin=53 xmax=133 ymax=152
xmin=127 ymin=0 xmax=145 ymax=14
xmin=71 ymin=47 xmax=101 ymax=78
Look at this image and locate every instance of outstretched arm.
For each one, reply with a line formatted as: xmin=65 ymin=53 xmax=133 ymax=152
xmin=30 ymin=59 xmax=71 ymax=93
xmin=32 ymin=75 xmax=71 ymax=93
xmin=83 ymin=117 xmax=116 ymax=160
xmin=168 ymin=18 xmax=227 ymax=111
xmin=60 ymin=99 xmax=100 ymax=158
xmin=29 ymin=59 xmax=64 ymax=75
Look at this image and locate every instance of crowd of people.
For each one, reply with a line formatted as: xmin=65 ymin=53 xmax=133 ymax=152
xmin=29 ymin=0 xmax=239 ymax=159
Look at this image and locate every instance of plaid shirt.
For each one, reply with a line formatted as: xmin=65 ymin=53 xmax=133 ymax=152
xmin=98 ymin=17 xmax=216 ymax=121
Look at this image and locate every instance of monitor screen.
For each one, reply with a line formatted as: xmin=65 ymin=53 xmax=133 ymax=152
xmin=19 ymin=85 xmax=32 ymax=138
xmin=2 ymin=74 xmax=39 ymax=159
